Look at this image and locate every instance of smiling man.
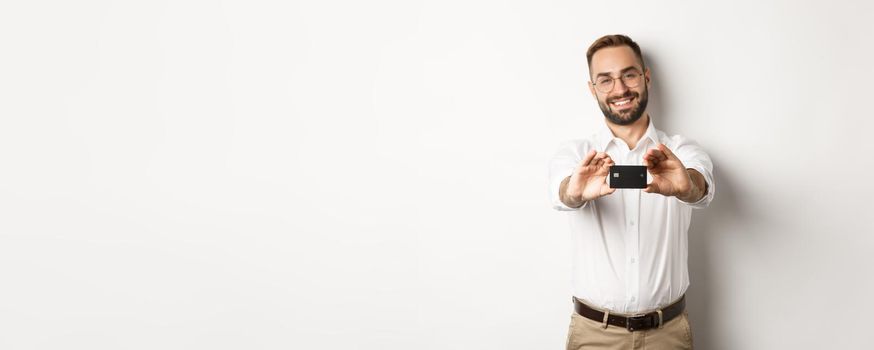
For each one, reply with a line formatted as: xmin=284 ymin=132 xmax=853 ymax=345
xmin=548 ymin=34 xmax=715 ymax=349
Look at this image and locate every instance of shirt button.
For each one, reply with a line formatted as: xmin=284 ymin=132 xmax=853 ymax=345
xmin=629 ymin=220 xmax=635 ymax=226
xmin=630 ymin=257 xmax=636 ymax=263
xmin=630 ymin=296 xmax=636 ymax=302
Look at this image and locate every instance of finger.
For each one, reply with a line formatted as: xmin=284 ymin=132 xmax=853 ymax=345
xmin=644 ymin=176 xmax=662 ymax=193
xmin=581 ymin=150 xmax=597 ymax=166
xmin=600 ymin=178 xmax=616 ymax=193
xmin=658 ymin=144 xmax=677 ymax=160
xmin=585 ymin=152 xmax=606 ymax=168
xmin=593 ymin=158 xmax=604 ymax=169
xmin=599 ymin=161 xmax=612 ymax=174
xmin=647 ymin=148 xmax=668 ymax=162
xmin=593 ymin=152 xmax=609 ymax=163
xmin=643 ymin=182 xmax=658 ymax=193
xmin=643 ymin=154 xmax=659 ymax=168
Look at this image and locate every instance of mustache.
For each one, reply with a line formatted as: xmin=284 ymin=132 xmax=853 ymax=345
xmin=607 ymin=92 xmax=638 ymax=103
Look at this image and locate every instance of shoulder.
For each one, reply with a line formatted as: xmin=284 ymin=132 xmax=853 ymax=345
xmin=654 ymin=129 xmax=704 ymax=150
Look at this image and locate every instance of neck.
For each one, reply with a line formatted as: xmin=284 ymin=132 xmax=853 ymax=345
xmin=606 ymin=113 xmax=650 ymax=150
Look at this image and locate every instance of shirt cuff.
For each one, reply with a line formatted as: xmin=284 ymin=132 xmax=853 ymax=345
xmin=551 ymin=174 xmax=587 ymax=211
xmin=679 ymin=165 xmax=714 ymax=209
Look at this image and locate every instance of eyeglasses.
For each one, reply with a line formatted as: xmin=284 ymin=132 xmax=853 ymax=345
xmin=591 ymin=71 xmax=644 ymax=93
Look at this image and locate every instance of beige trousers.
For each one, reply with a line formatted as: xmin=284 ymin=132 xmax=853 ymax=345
xmin=565 ymin=310 xmax=694 ymax=350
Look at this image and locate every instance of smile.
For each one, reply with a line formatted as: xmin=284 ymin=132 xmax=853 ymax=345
xmin=611 ymin=97 xmax=634 ymax=108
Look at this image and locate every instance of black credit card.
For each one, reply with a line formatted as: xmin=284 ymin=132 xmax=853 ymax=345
xmin=609 ymin=165 xmax=647 ymax=189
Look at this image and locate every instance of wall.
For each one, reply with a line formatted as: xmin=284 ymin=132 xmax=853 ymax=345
xmin=1 ymin=0 xmax=871 ymax=349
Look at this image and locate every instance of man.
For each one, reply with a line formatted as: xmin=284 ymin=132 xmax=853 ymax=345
xmin=548 ymin=34 xmax=714 ymax=349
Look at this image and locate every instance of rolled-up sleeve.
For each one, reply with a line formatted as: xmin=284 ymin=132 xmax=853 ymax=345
xmin=670 ymin=136 xmax=715 ymax=209
xmin=548 ymin=140 xmax=587 ymax=211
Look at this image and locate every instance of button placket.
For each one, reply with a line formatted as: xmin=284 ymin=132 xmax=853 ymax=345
xmin=625 ymin=153 xmax=642 ymax=309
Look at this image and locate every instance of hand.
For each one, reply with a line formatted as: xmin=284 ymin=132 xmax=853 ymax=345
xmin=642 ymin=144 xmax=692 ymax=198
xmin=565 ymin=150 xmax=616 ymax=205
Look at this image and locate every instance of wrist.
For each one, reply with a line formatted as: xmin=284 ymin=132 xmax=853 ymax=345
xmin=676 ymin=187 xmax=698 ymax=202
xmin=560 ymin=177 xmax=585 ymax=208
xmin=571 ymin=193 xmax=586 ymax=207
xmin=563 ymin=189 xmax=585 ymax=208
xmin=676 ymin=169 xmax=702 ymax=202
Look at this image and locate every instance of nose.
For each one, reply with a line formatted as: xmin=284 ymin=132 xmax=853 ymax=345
xmin=611 ymin=78 xmax=629 ymax=94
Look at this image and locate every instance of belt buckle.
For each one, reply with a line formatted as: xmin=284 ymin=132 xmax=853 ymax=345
xmin=626 ymin=314 xmax=649 ymax=332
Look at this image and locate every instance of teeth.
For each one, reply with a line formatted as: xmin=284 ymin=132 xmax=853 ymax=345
xmin=612 ymin=98 xmax=631 ymax=106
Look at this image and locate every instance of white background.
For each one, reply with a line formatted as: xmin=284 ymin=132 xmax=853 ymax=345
xmin=1 ymin=0 xmax=872 ymax=349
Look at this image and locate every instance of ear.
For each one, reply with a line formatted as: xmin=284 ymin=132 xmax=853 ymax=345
xmin=588 ymin=80 xmax=597 ymax=99
xmin=644 ymin=68 xmax=652 ymax=87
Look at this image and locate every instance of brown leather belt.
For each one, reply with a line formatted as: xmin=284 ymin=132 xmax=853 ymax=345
xmin=572 ymin=295 xmax=686 ymax=332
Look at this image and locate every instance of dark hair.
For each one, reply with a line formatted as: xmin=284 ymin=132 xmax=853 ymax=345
xmin=586 ymin=34 xmax=646 ymax=73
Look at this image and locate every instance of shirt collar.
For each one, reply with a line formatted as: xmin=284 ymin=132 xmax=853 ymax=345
xmin=597 ymin=116 xmax=661 ymax=151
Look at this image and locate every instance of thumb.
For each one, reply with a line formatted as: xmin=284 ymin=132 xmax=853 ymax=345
xmin=601 ymin=182 xmax=616 ymax=196
xmin=644 ymin=181 xmax=660 ymax=194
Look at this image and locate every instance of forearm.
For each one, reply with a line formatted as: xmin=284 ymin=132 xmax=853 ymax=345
xmin=677 ymin=169 xmax=707 ymax=203
xmin=559 ymin=176 xmax=585 ymax=208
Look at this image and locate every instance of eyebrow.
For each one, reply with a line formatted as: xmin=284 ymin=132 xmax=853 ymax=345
xmin=595 ymin=66 xmax=642 ymax=78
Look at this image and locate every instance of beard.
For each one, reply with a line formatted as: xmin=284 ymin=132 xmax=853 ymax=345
xmin=597 ymin=87 xmax=649 ymax=126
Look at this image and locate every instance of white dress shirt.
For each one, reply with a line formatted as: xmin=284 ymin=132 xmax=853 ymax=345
xmin=548 ymin=118 xmax=715 ymax=314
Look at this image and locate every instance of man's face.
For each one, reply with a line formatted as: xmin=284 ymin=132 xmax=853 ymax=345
xmin=588 ymin=46 xmax=650 ymax=126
